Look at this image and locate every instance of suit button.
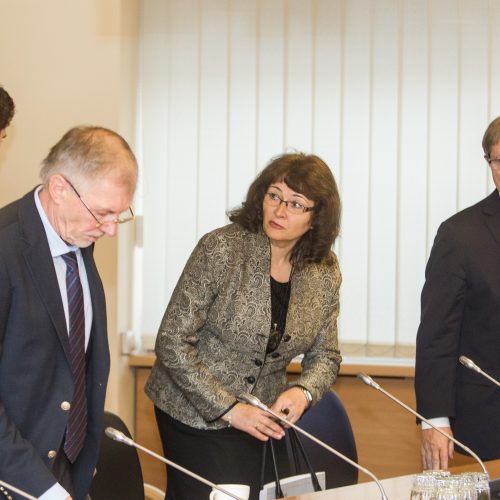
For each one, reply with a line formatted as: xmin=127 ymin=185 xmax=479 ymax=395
xmin=0 ymin=486 xmax=12 ymax=500
xmin=61 ymin=401 xmax=71 ymax=411
xmin=271 ymin=352 xmax=280 ymax=358
xmin=246 ymin=376 xmax=255 ymax=384
xmin=48 ymin=450 xmax=57 ymax=459
xmin=283 ymin=335 xmax=291 ymax=342
xmin=254 ymin=359 xmax=263 ymax=366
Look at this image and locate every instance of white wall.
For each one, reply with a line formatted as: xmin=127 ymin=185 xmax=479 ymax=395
xmin=136 ymin=0 xmax=500 ymax=348
xmin=0 ymin=0 xmax=139 ymax=427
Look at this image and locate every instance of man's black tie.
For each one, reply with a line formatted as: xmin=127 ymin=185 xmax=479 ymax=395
xmin=61 ymin=251 xmax=87 ymax=463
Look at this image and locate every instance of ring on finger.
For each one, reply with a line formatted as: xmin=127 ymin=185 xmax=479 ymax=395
xmin=255 ymin=423 xmax=260 ymax=430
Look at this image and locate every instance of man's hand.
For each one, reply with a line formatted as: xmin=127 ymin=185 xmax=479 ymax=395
xmin=421 ymin=427 xmax=454 ymax=470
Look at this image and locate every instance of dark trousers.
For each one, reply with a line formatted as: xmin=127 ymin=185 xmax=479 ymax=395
xmin=52 ymin=448 xmax=76 ymax=498
xmin=52 ymin=448 xmax=92 ymax=500
xmin=155 ymin=407 xmax=290 ymax=500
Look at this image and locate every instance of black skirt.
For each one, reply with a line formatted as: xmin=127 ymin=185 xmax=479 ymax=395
xmin=154 ymin=406 xmax=291 ymax=500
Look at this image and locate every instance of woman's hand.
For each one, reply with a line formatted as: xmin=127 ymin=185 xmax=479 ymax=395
xmin=222 ymin=402 xmax=285 ymax=441
xmin=270 ymin=387 xmax=310 ymax=426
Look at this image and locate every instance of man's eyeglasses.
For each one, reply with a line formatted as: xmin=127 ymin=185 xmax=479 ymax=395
xmin=65 ymin=177 xmax=135 ymax=227
xmin=484 ymin=155 xmax=500 ymax=169
xmin=264 ymin=191 xmax=314 ymax=215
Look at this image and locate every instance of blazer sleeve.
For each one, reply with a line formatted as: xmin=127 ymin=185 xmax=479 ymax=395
xmin=294 ymin=257 xmax=342 ymax=404
xmin=415 ymin=221 xmax=467 ymax=421
xmin=0 ymin=253 xmax=58 ymax=497
xmin=153 ymin=232 xmax=237 ymax=420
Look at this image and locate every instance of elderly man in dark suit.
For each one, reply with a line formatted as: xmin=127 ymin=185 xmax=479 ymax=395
xmin=0 ymin=126 xmax=137 ymax=499
xmin=415 ymin=116 xmax=500 ymax=470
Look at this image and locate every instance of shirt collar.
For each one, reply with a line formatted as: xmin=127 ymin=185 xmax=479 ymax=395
xmin=34 ymin=186 xmax=79 ymax=258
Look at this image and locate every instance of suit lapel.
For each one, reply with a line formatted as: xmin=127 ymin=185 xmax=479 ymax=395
xmin=81 ymin=245 xmax=110 ymax=386
xmin=19 ymin=190 xmax=71 ymax=359
xmin=483 ymin=190 xmax=500 ymax=251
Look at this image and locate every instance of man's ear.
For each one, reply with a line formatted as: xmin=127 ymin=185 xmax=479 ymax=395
xmin=47 ymin=174 xmax=69 ymax=206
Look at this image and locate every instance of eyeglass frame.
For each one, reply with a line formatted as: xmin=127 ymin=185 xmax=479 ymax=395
xmin=64 ymin=177 xmax=135 ymax=227
xmin=484 ymin=155 xmax=500 ymax=169
xmin=264 ymin=191 xmax=315 ymax=214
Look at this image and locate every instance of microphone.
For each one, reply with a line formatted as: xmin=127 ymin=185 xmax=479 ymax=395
xmin=356 ymin=373 xmax=488 ymax=475
xmin=237 ymin=393 xmax=388 ymax=500
xmin=105 ymin=427 xmax=246 ymax=500
xmin=0 ymin=480 xmax=37 ymax=500
xmin=459 ymin=356 xmax=500 ymax=389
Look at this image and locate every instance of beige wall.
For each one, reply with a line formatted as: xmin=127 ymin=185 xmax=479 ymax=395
xmin=0 ymin=0 xmax=139 ymax=429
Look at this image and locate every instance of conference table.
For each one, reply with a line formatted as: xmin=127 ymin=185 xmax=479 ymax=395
xmin=283 ymin=459 xmax=500 ymax=499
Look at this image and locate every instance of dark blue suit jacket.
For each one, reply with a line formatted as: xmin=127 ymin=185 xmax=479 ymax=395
xmin=0 ymin=189 xmax=110 ymax=499
xmin=416 ymin=190 xmax=500 ymax=460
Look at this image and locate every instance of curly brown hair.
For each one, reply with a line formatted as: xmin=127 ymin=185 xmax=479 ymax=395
xmin=0 ymin=86 xmax=15 ymax=130
xmin=229 ymin=152 xmax=341 ymax=266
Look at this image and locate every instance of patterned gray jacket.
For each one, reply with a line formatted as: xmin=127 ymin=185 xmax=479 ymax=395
xmin=145 ymin=223 xmax=342 ymax=429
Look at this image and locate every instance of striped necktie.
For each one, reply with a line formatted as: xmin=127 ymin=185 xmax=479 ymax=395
xmin=61 ymin=251 xmax=87 ymax=463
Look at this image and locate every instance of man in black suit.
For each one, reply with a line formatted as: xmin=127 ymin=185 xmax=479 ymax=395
xmin=0 ymin=126 xmax=137 ymax=499
xmin=415 ymin=116 xmax=500 ymax=470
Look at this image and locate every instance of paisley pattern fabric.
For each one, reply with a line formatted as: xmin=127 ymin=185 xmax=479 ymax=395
xmin=145 ymin=223 xmax=342 ymax=430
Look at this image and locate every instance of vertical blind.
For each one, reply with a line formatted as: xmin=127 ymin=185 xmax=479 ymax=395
xmin=133 ymin=0 xmax=500 ymax=347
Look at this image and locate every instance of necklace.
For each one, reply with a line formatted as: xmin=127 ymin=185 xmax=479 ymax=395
xmin=266 ymin=274 xmax=292 ymax=354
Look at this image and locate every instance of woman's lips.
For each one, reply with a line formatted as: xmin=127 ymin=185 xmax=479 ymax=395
xmin=269 ymin=220 xmax=284 ymax=229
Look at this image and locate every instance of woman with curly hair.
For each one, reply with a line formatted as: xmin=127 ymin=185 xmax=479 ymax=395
xmin=146 ymin=152 xmax=343 ymax=499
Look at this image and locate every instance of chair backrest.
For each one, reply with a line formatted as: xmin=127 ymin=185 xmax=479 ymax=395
xmin=89 ymin=411 xmax=146 ymax=500
xmin=289 ymin=389 xmax=358 ymax=489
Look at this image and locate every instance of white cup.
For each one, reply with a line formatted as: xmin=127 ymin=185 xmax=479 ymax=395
xmin=208 ymin=483 xmax=250 ymax=500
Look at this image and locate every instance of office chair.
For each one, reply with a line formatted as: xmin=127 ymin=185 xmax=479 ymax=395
xmin=90 ymin=411 xmax=164 ymax=500
xmin=288 ymin=389 xmax=358 ymax=490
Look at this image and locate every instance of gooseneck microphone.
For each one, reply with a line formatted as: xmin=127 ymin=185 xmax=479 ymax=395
xmin=356 ymin=373 xmax=488 ymax=475
xmin=459 ymin=356 xmax=500 ymax=389
xmin=237 ymin=392 xmax=388 ymax=500
xmin=0 ymin=480 xmax=37 ymax=500
xmin=105 ymin=427 xmax=245 ymax=500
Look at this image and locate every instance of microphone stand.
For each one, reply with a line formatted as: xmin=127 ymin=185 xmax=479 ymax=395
xmin=0 ymin=480 xmax=37 ymax=500
xmin=356 ymin=373 xmax=488 ymax=476
xmin=105 ymin=428 xmax=245 ymax=500
xmin=237 ymin=393 xmax=389 ymax=500
xmin=459 ymin=356 xmax=500 ymax=389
